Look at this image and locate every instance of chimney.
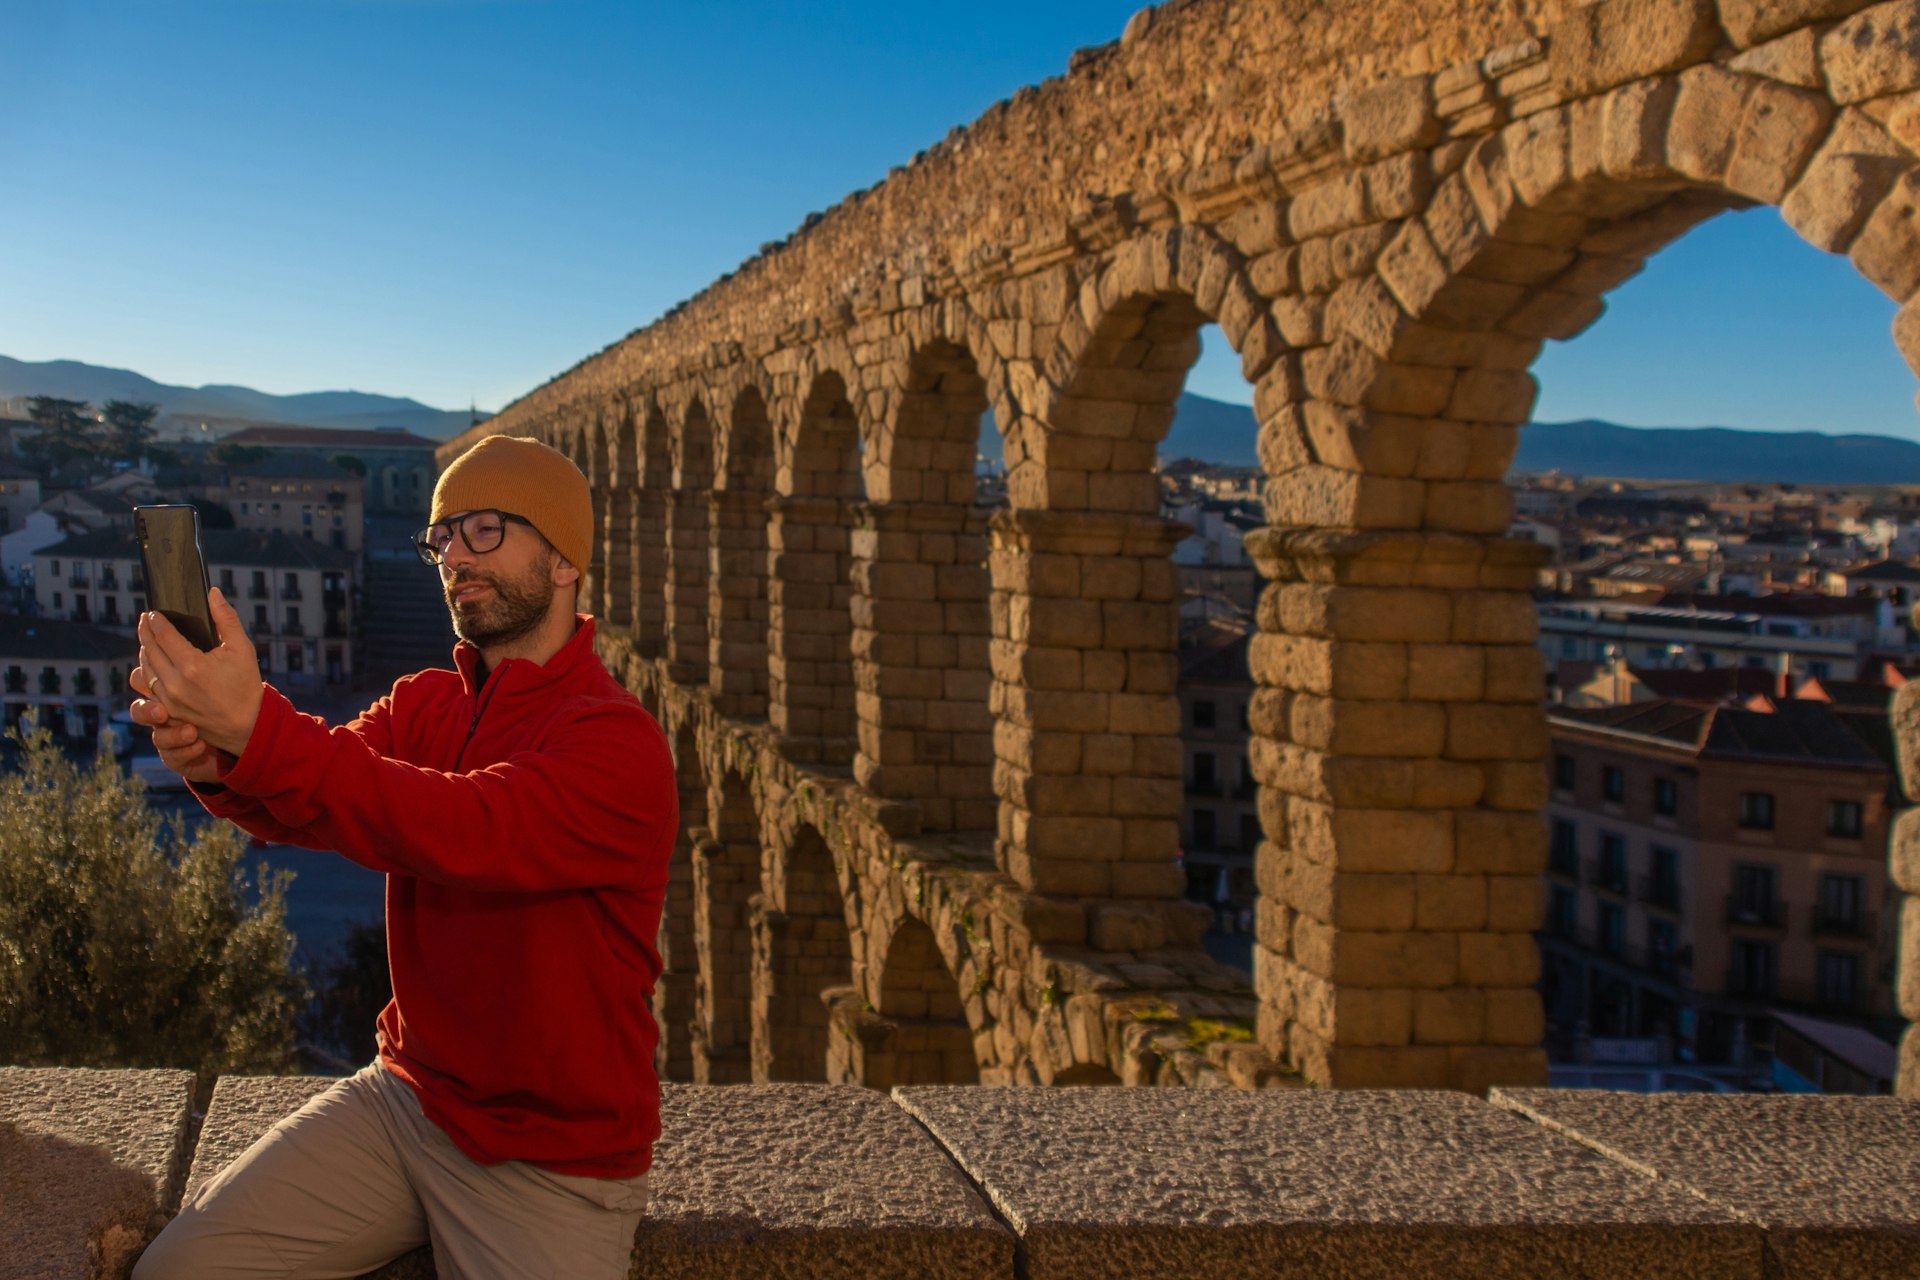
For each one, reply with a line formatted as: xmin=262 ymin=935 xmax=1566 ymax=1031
xmin=1775 ymin=651 xmax=1792 ymax=701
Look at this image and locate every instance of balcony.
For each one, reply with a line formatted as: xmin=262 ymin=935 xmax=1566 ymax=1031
xmin=1635 ymin=874 xmax=1682 ymax=913
xmin=1584 ymin=858 xmax=1629 ymax=896
xmin=1725 ymin=896 xmax=1787 ymax=930
xmin=1724 ymin=967 xmax=1777 ymax=1002
xmin=323 ymin=589 xmax=348 ymax=609
xmin=1810 ymin=907 xmax=1875 ymax=940
xmin=281 ymin=585 xmax=303 ymax=601
xmin=1185 ymin=779 xmax=1222 ymax=797
xmin=281 ymin=621 xmax=307 ymax=638
xmin=99 ymin=574 xmax=119 ymax=592
xmin=247 ymin=583 xmax=269 ymax=600
xmin=324 ymin=619 xmax=349 ymax=640
xmin=67 ymin=573 xmax=87 ymax=588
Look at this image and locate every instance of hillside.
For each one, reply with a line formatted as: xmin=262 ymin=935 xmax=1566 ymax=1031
xmin=0 ymin=356 xmax=479 ymax=440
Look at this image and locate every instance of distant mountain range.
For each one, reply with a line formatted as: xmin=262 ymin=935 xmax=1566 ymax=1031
xmin=1157 ymin=393 xmax=1920 ymax=485
xmin=6 ymin=357 xmax=1913 ymax=483
xmin=0 ymin=355 xmax=480 ymax=440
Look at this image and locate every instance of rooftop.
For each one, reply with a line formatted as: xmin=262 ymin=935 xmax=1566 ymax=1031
xmin=222 ymin=425 xmax=439 ymax=451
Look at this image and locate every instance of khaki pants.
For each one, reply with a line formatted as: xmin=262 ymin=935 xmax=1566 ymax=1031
xmin=133 ymin=1062 xmax=650 ymax=1280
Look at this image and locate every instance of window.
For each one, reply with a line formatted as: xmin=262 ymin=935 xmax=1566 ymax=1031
xmin=38 ymin=667 xmax=58 ymax=695
xmin=285 ymin=606 xmax=301 ymax=633
xmin=1649 ymin=919 xmax=1678 ymax=969
xmin=49 ymin=560 xmax=59 ymax=576
xmin=1738 ymin=791 xmax=1775 ymax=830
xmin=1826 ymin=799 xmax=1863 ymax=839
xmin=1732 ymin=863 xmax=1778 ymax=923
xmin=1602 ymin=765 xmax=1625 ymax=803
xmin=254 ymin=604 xmax=269 ymax=630
xmin=1732 ymin=939 xmax=1776 ymax=997
xmin=220 ymin=568 xmax=235 ymax=594
xmin=1817 ymin=951 xmax=1859 ymax=1006
xmin=1554 ymin=754 xmax=1575 ymax=790
xmin=1191 ymin=808 xmax=1216 ymax=850
xmin=1238 ymin=814 xmax=1260 ymax=853
xmin=1550 ymin=819 xmax=1577 ymax=876
xmin=1599 ymin=832 xmax=1627 ymax=892
xmin=1818 ymin=874 xmax=1863 ymax=932
xmin=1648 ymin=845 xmax=1680 ymax=909
xmin=1599 ymin=903 xmax=1625 ymax=955
xmin=1191 ymin=700 xmax=1215 ymax=730
xmin=1653 ymin=777 xmax=1678 ymax=817
xmin=1236 ymin=702 xmax=1248 ymax=732
xmin=1549 ymin=887 xmax=1577 ymax=937
xmin=4 ymin=666 xmax=24 ymax=694
xmin=1191 ymin=752 xmax=1217 ymax=793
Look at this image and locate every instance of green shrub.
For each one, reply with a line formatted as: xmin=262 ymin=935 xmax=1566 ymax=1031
xmin=0 ymin=722 xmax=307 ymax=1081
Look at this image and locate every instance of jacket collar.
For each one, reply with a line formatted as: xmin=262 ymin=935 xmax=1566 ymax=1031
xmin=452 ymin=613 xmax=598 ymax=702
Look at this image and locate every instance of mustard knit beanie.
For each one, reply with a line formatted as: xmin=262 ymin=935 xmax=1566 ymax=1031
xmin=430 ymin=435 xmax=594 ymax=573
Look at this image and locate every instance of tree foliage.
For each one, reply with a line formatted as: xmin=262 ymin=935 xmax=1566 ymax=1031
xmin=101 ymin=399 xmax=159 ymax=462
xmin=22 ymin=396 xmax=99 ymax=470
xmin=210 ymin=441 xmax=270 ymax=466
xmin=299 ymin=917 xmax=390 ymax=1066
xmin=0 ymin=722 xmax=308 ymax=1080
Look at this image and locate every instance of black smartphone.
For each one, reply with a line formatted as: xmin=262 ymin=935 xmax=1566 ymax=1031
xmin=135 ymin=505 xmax=217 ymax=651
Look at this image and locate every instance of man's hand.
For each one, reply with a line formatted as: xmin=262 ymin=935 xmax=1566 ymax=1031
xmin=127 ymin=666 xmax=228 ymax=784
xmin=136 ymin=587 xmax=265 ymax=759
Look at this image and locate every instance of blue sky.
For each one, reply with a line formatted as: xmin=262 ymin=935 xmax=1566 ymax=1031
xmin=2 ymin=2 xmax=1915 ymax=439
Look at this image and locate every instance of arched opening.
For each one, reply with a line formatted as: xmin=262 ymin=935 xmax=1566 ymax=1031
xmin=654 ymin=721 xmax=702 ymax=1082
xmin=667 ymin=398 xmax=714 ymax=683
xmin=861 ymin=916 xmax=978 ymax=1087
xmin=768 ymin=370 xmax=860 ymax=761
xmin=604 ymin=411 xmax=637 ymax=629
xmin=852 ymin=338 xmax=998 ymax=833
xmin=692 ymin=765 xmax=759 ymax=1084
xmin=750 ymin=823 xmax=854 ymax=1081
xmin=633 ymin=406 xmax=672 ymax=659
xmin=583 ymin=419 xmax=611 ymax=619
xmin=991 ymin=261 xmax=1261 ymax=919
xmin=710 ymin=385 xmax=774 ymax=718
xmin=1164 ymin=327 xmax=1263 ymax=973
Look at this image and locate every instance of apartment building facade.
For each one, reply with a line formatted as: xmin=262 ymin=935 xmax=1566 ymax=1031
xmin=0 ymin=613 xmax=138 ymax=744
xmin=228 ymin=454 xmax=366 ymax=553
xmin=32 ymin=528 xmax=355 ymax=686
xmin=1543 ymin=699 xmax=1899 ymax=1065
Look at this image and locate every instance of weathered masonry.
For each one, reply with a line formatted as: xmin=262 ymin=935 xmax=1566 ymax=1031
xmin=443 ymin=0 xmax=1920 ymax=1095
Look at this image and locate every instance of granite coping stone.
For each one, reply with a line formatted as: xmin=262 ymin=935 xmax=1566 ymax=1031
xmin=0 ymin=1065 xmax=195 ymax=1280
xmin=892 ymin=1085 xmax=1763 ymax=1280
xmin=1491 ymin=1088 xmax=1920 ymax=1280
xmin=179 ymin=1076 xmax=1013 ymax=1280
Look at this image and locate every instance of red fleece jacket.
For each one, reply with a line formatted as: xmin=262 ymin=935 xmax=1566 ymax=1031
xmin=193 ymin=616 xmax=677 ymax=1177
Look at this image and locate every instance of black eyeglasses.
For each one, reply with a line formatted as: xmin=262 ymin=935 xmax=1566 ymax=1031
xmin=412 ymin=510 xmax=532 ymax=565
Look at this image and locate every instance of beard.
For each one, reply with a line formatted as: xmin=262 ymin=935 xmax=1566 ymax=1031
xmin=444 ymin=550 xmax=556 ymax=650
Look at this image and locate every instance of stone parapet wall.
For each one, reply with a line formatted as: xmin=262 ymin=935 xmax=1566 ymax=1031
xmin=6 ymin=1065 xmax=1917 ymax=1277
xmin=442 ymin=0 xmax=1920 ymax=1093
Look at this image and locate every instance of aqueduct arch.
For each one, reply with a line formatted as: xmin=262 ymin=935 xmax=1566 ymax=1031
xmin=448 ymin=0 xmax=1920 ymax=1095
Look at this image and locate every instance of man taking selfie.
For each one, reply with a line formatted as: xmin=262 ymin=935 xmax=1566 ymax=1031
xmin=128 ymin=435 xmax=677 ymax=1280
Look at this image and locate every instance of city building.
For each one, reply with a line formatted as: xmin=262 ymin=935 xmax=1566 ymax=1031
xmin=227 ymin=453 xmax=366 ymax=553
xmin=0 ymin=612 xmax=138 ymax=744
xmin=215 ymin=425 xmax=439 ymax=516
xmin=31 ymin=528 xmax=356 ymax=686
xmin=1537 ymin=593 xmax=1890 ymax=682
xmin=1543 ymin=697 xmax=1900 ymax=1071
xmin=1176 ymin=621 xmax=1256 ymax=966
xmin=0 ymin=458 xmax=42 ymax=535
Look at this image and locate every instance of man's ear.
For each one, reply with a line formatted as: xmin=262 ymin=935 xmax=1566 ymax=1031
xmin=552 ymin=556 xmax=580 ymax=587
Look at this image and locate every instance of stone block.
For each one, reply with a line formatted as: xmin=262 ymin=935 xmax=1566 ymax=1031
xmin=1413 ymin=987 xmax=1487 ymax=1044
xmin=1669 ymin=66 xmax=1759 ymax=182
xmin=1344 ymin=75 xmax=1442 ymax=164
xmin=1721 ymin=0 xmax=1876 ymax=47
xmin=1 ymin=1066 xmax=195 ymax=1280
xmin=1892 ymin=808 xmax=1920 ymax=890
xmin=1781 ymin=110 xmax=1908 ymax=251
xmin=1459 ymin=932 xmax=1543 ymax=986
xmin=1726 ymin=80 xmax=1834 ymax=202
xmin=1822 ymin=0 xmax=1920 ymax=103
xmin=1551 ymin=0 xmax=1725 ymax=97
xmin=1492 ymin=1090 xmax=1920 ymax=1276
xmin=893 ymin=1087 xmax=1758 ymax=1278
xmin=1849 ymin=168 xmax=1920 ymax=299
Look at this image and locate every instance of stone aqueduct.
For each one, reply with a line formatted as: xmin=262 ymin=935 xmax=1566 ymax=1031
xmin=441 ymin=0 xmax=1920 ymax=1094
